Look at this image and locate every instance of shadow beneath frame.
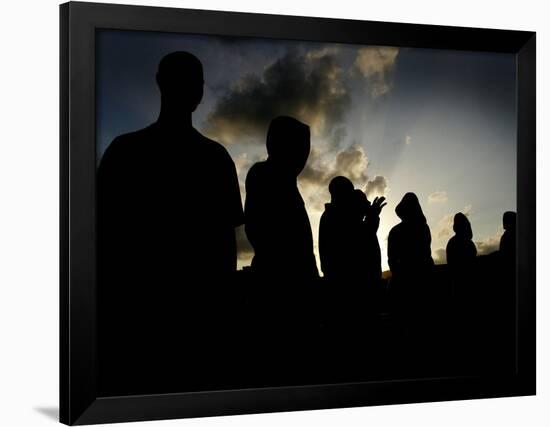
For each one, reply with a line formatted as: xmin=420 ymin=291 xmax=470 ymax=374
xmin=34 ymin=406 xmax=59 ymax=422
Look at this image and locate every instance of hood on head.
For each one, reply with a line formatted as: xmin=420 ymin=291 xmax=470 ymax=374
xmin=395 ymin=192 xmax=426 ymax=223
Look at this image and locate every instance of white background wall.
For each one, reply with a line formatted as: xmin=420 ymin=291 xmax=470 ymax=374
xmin=0 ymin=0 xmax=547 ymax=425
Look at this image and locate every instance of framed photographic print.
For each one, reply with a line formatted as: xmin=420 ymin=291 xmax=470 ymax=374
xmin=60 ymin=1 xmax=536 ymax=425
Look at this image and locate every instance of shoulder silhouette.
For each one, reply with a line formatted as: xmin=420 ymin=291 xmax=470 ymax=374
xmin=244 ymin=116 xmax=318 ymax=282
xmin=98 ymin=51 xmax=243 ymax=282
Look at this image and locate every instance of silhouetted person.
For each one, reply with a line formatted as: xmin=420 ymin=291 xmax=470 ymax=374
xmin=319 ymin=176 xmax=355 ymax=282
xmin=97 ymin=51 xmax=244 ymax=394
xmin=320 ymin=178 xmax=386 ymax=287
xmin=243 ymin=116 xmax=318 ymax=384
xmin=388 ymin=193 xmax=434 ymax=278
xmin=446 ymin=212 xmax=478 ymax=342
xmin=479 ymin=211 xmax=517 ymax=374
xmin=446 ymin=213 xmax=477 ymax=271
xmin=500 ymin=211 xmax=517 ymax=261
xmin=347 ymin=190 xmax=387 ymax=324
xmin=244 ymin=116 xmax=318 ymax=282
xmin=319 ymin=183 xmax=386 ymax=339
xmin=352 ymin=190 xmax=387 ymax=287
xmin=388 ymin=193 xmax=434 ymax=319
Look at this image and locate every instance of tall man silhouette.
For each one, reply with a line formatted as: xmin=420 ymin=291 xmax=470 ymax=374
xmin=97 ymin=52 xmax=244 ymax=394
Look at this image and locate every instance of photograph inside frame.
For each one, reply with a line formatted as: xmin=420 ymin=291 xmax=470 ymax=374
xmin=96 ymin=29 xmax=518 ymax=396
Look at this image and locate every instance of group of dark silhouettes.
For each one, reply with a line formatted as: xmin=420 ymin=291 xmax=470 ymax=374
xmin=98 ymin=52 xmax=518 ymax=396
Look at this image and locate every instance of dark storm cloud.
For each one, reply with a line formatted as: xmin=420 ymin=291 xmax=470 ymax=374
xmin=298 ymin=144 xmax=389 ymax=213
xmin=301 ymin=144 xmax=389 ymax=192
xmin=203 ymin=48 xmax=351 ymax=144
xmin=300 ymin=144 xmax=369 ymax=188
xmin=354 ymin=46 xmax=400 ymax=98
xmin=300 ymin=148 xmax=329 ymax=185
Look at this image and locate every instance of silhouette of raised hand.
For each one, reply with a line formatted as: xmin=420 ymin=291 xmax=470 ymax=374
xmin=369 ymin=196 xmax=387 ymax=217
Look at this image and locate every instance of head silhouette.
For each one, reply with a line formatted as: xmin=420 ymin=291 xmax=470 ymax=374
xmin=453 ymin=212 xmax=473 ymax=240
xmin=395 ymin=192 xmax=426 ymax=223
xmin=156 ymin=51 xmax=204 ymax=113
xmin=266 ymin=116 xmax=311 ymax=176
xmin=328 ymin=176 xmax=354 ymax=204
xmin=503 ymin=211 xmax=517 ymax=231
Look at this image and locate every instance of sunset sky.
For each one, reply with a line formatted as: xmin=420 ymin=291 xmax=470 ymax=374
xmin=96 ymin=30 xmax=517 ymax=272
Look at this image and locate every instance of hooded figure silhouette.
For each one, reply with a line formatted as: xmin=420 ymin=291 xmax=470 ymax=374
xmin=388 ymin=193 xmax=434 ymax=304
xmin=446 ymin=212 xmax=478 ymax=310
xmin=446 ymin=212 xmax=477 ymax=269
xmin=244 ymin=116 xmax=318 ymax=282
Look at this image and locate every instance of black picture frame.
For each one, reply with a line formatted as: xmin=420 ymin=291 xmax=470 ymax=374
xmin=60 ymin=1 xmax=536 ymax=425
